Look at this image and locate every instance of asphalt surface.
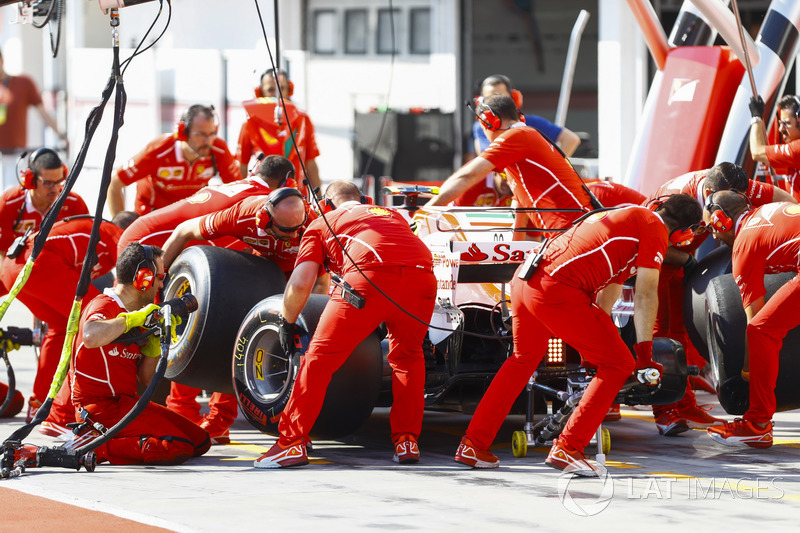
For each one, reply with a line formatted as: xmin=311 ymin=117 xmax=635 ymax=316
xmin=2 ymin=299 xmax=800 ymax=532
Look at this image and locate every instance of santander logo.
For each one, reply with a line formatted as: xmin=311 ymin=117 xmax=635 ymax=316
xmin=459 ymin=243 xmax=530 ymax=262
xmin=460 ymin=244 xmax=489 ymax=261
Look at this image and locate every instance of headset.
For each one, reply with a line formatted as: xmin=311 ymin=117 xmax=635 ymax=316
xmin=19 ymin=148 xmax=68 ymax=190
xmin=790 ymin=95 xmax=800 ymax=124
xmin=647 ymin=195 xmax=696 ymax=247
xmin=474 ymin=97 xmax=503 ymax=131
xmin=704 ymin=189 xmax=752 ymax=233
xmin=469 ymin=95 xmax=526 ymax=132
xmin=255 ymin=68 xmax=294 ymax=99
xmin=317 ymin=192 xmax=374 ymax=216
xmin=481 ymin=74 xmax=523 ymax=108
xmin=174 ymin=104 xmax=219 ymax=142
xmin=278 ymin=169 xmax=295 ymax=189
xmin=133 ymin=244 xmax=158 ymax=292
xmin=256 ymin=187 xmax=308 ymax=233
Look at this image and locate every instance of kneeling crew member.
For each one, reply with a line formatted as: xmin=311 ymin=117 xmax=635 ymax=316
xmin=71 ymin=243 xmax=210 ymax=464
xmin=254 ymin=180 xmax=436 ymax=468
xmin=454 ymin=195 xmax=702 ymax=475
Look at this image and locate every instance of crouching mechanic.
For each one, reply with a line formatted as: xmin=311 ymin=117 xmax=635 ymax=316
xmin=254 ymin=181 xmax=437 ymax=468
xmin=704 ymin=191 xmax=800 ymax=448
xmin=71 ymin=243 xmax=210 ymax=464
xmin=454 ymin=194 xmax=702 ymax=475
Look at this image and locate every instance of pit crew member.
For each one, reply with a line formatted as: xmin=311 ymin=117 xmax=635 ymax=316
xmin=71 ymin=243 xmax=210 ymax=464
xmin=160 ymin=187 xmax=318 ymax=444
xmin=454 ymin=194 xmax=702 ymax=475
xmin=704 ymin=191 xmax=800 ymax=448
xmin=0 ymin=148 xmax=88 ymax=290
xmin=254 ymin=180 xmax=436 ymax=468
xmin=108 ymin=104 xmax=241 ymax=216
xmin=236 ymin=69 xmax=321 ymax=196
xmin=749 ymin=94 xmax=800 ymax=201
xmin=427 ymin=94 xmax=592 ymax=238
xmin=117 ymin=155 xmax=296 ymax=254
xmin=1 ymin=213 xmax=135 ymax=428
xmin=645 ymin=163 xmax=794 ymax=435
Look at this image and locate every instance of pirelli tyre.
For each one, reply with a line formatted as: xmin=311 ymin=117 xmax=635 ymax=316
xmin=683 ymin=246 xmax=731 ymax=361
xmin=706 ymin=272 xmax=800 ymax=415
xmin=162 ymin=246 xmax=287 ymax=394
xmin=233 ymin=294 xmax=383 ymax=438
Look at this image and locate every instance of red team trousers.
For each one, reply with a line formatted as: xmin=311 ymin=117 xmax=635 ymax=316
xmin=79 ymin=396 xmax=210 ymax=465
xmin=652 ymin=265 xmax=697 ymax=417
xmin=279 ymin=266 xmax=436 ymax=444
xmin=745 ymin=274 xmax=800 ymax=424
xmin=466 ymin=273 xmax=635 ymax=452
xmin=166 ymin=383 xmax=239 ymax=429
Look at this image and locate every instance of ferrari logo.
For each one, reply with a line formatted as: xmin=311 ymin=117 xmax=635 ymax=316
xmin=188 ymin=192 xmax=211 ymax=204
xmin=586 ymin=211 xmax=609 ymax=223
xmin=368 ymin=207 xmax=391 ymax=216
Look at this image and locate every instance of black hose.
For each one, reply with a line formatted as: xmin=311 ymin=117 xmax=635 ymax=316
xmin=3 ymin=43 xmax=123 ymax=448
xmin=0 ymin=350 xmax=16 ymax=417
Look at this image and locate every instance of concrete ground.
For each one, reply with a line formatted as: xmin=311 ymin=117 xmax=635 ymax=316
xmin=1 ymin=299 xmax=800 ymax=532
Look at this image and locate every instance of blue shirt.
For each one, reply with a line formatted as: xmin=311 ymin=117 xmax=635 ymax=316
xmin=472 ymin=114 xmax=562 ymax=152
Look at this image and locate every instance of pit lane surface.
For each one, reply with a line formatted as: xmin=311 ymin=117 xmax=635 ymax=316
xmin=2 ymin=300 xmax=800 ymax=532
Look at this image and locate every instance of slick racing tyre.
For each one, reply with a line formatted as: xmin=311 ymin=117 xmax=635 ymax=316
xmin=706 ymin=272 xmax=800 ymax=415
xmin=232 ymin=294 xmax=383 ymax=439
xmin=162 ymin=247 xmax=286 ymax=394
xmin=683 ymin=246 xmax=731 ymax=361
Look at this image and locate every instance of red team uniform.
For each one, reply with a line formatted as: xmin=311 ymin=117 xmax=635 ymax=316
xmin=466 ymin=207 xmax=667 ymax=453
xmin=479 ymin=124 xmax=591 ymax=234
xmin=0 ymin=186 xmax=89 ymax=254
xmin=0 ymin=217 xmax=119 ymax=416
xmin=586 ymin=180 xmax=646 ymax=207
xmin=197 ymin=195 xmax=307 ymax=274
xmin=647 ymin=170 xmax=783 ymax=420
xmin=278 ymin=202 xmax=436 ymax=446
xmin=71 ymin=289 xmax=210 ymax=464
xmin=236 ymin=98 xmax=320 ymax=198
xmin=764 ymin=141 xmax=800 ymax=202
xmin=117 ymin=176 xmax=274 ymax=254
xmin=116 ymin=134 xmax=240 ymax=215
xmin=730 ymin=203 xmax=800 ymax=425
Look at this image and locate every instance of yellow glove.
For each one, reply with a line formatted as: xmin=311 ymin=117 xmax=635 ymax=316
xmin=118 ymin=303 xmax=160 ymax=333
xmin=1 ymin=339 xmax=20 ymax=353
xmin=170 ymin=315 xmax=182 ymax=343
xmin=141 ymin=335 xmax=161 ymax=358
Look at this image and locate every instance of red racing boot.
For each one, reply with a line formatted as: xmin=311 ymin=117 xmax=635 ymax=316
xmin=453 ymin=436 xmax=499 ymax=469
xmin=254 ymin=440 xmax=309 ymax=468
xmin=707 ymin=418 xmax=773 ymax=449
xmin=393 ymin=434 xmax=420 ymax=464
